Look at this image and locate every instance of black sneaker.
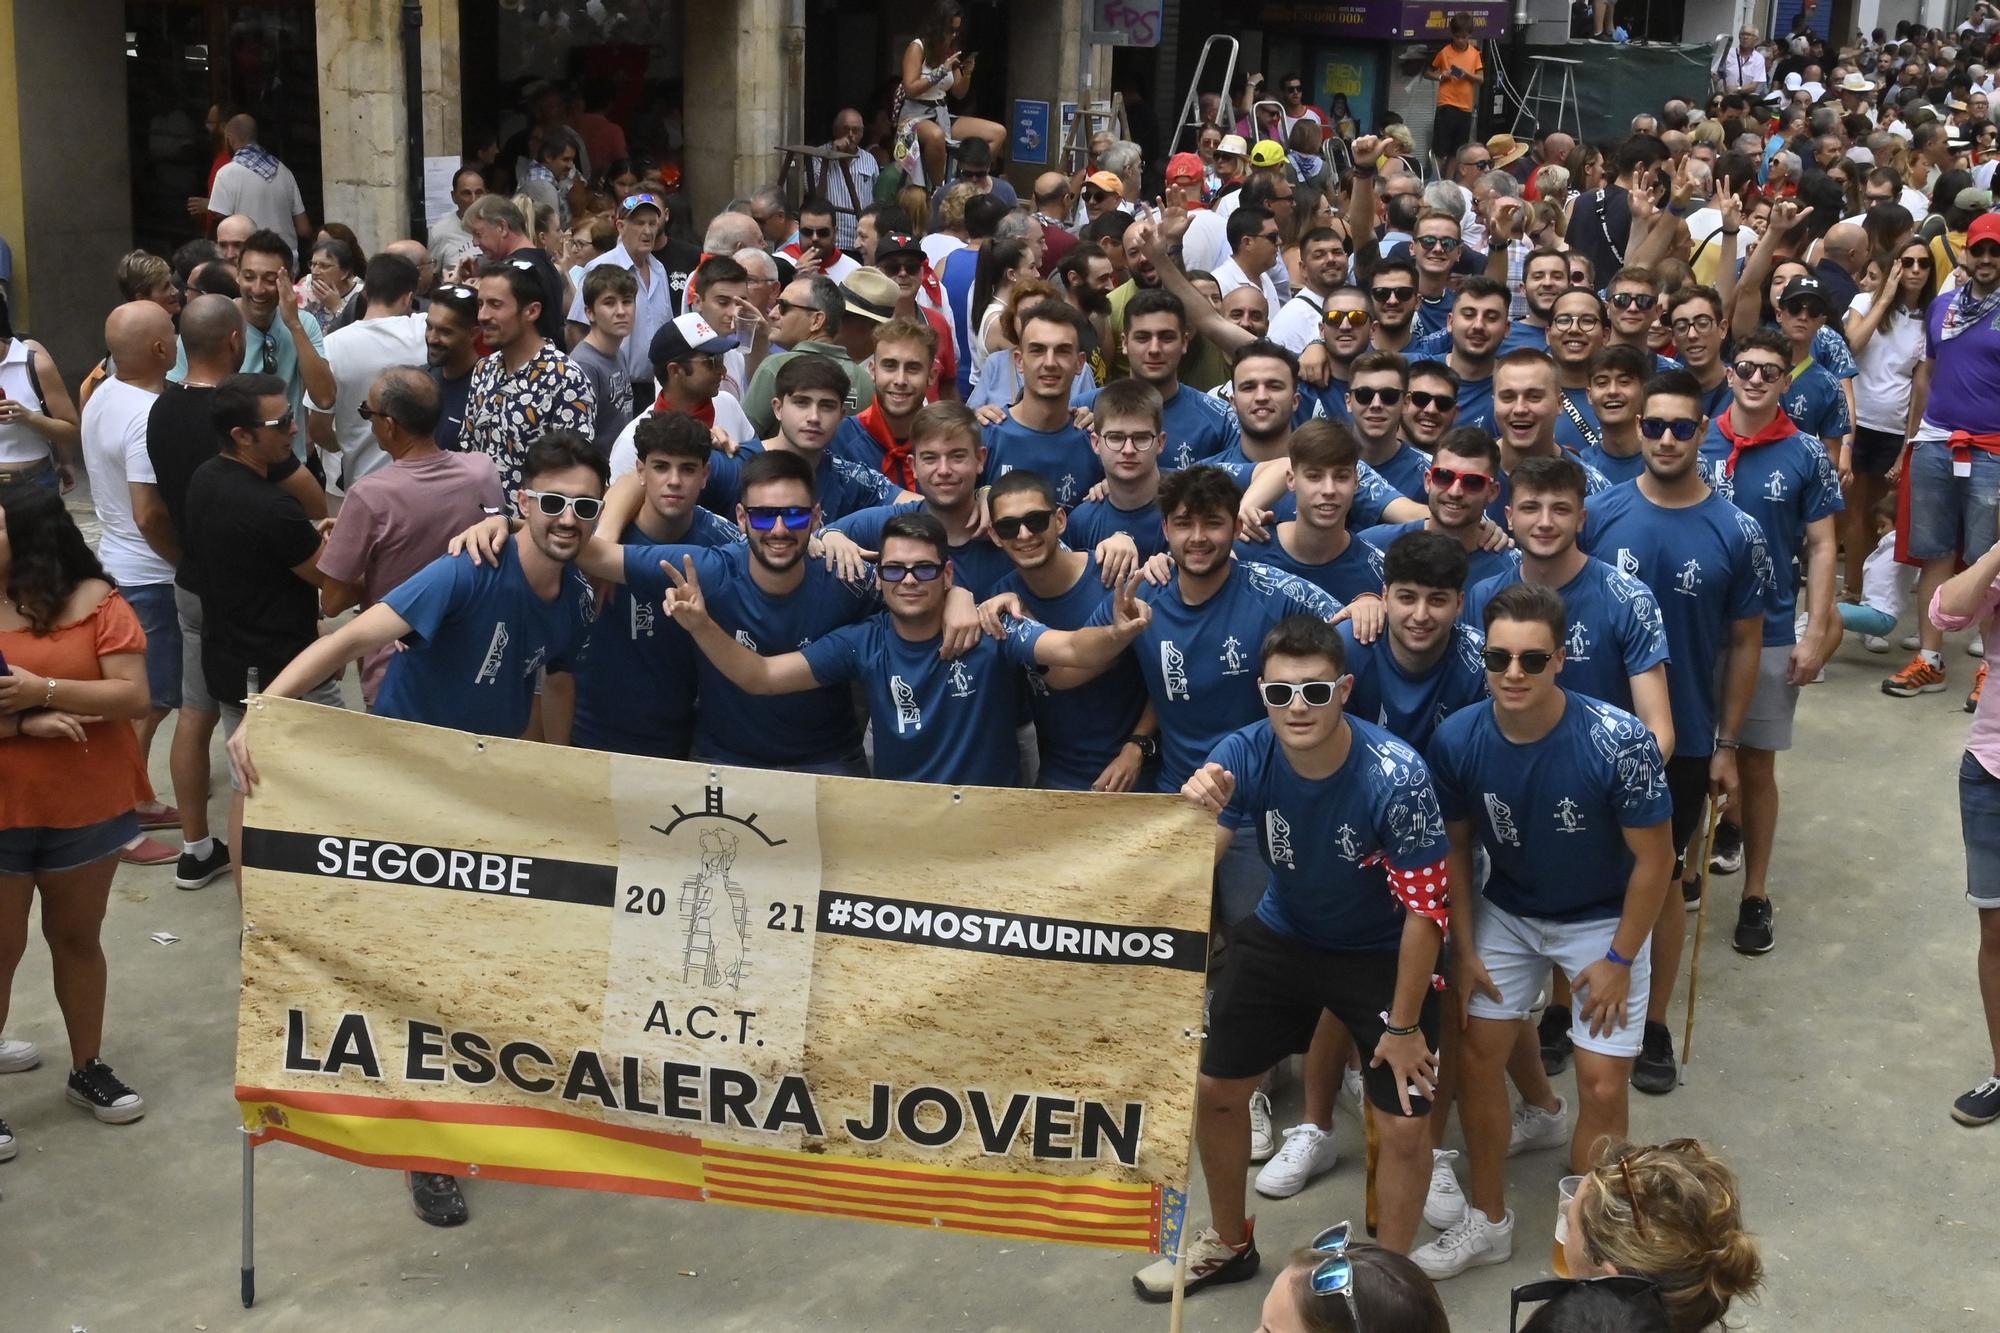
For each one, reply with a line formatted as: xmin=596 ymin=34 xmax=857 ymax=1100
xmin=1631 ymin=1021 xmax=1678 ymax=1094
xmin=1538 ymin=1005 xmax=1574 ymax=1075
xmin=174 ymin=840 xmax=231 ymax=890
xmin=1952 ymin=1076 xmax=2000 ymax=1126
xmin=0 ymin=1115 xmax=16 ymax=1161
xmin=1732 ymin=896 xmax=1774 ymax=955
xmin=1681 ymin=875 xmax=1703 ymax=911
xmin=65 ymin=1058 xmax=145 ymax=1124
xmin=410 ymin=1171 xmax=469 ymax=1226
xmin=1709 ymin=823 xmax=1743 ymax=875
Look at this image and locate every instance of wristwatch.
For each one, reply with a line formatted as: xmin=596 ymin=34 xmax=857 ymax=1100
xmin=1125 ymin=734 xmax=1160 ymax=761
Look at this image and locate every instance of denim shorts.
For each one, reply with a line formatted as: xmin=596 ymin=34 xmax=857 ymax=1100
xmin=0 ymin=811 xmax=141 ymax=876
xmin=1961 ymin=752 xmax=2000 ymax=910
xmin=121 ymin=582 xmax=182 ymax=712
xmin=1907 ymin=439 xmax=2000 ymax=564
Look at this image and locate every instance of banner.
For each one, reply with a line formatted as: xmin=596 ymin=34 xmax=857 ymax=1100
xmin=234 ymin=699 xmax=1212 ymax=1254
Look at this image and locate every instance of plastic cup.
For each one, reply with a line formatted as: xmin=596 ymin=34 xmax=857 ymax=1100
xmin=1552 ymin=1174 xmax=1584 ymax=1277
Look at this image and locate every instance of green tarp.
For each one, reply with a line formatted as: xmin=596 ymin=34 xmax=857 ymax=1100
xmin=1500 ymin=41 xmax=1716 ymax=146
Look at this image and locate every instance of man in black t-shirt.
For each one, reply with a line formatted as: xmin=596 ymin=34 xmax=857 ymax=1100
xmin=1563 ymin=136 xmax=1667 ymax=286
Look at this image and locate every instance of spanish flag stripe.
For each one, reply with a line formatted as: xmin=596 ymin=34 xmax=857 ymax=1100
xmin=703 ymin=1160 xmax=1154 ymax=1217
xmin=252 ymin=1128 xmax=708 ymax=1200
xmin=705 ymin=1190 xmax=1157 ymax=1248
xmin=238 ymin=1086 xmax=703 ymax=1154
xmin=700 ymin=1143 xmax=1148 ymax=1201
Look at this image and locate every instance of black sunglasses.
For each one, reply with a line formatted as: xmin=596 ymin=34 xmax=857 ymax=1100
xmin=1482 ymin=648 xmax=1556 ymax=674
xmin=1510 ymin=1276 xmax=1664 ymax=1333
xmin=1730 ymin=359 xmax=1787 ymax=383
xmin=1351 ymin=386 xmax=1404 ymax=407
xmin=1639 ymin=416 xmax=1701 ymax=441
xmin=1408 ymin=390 xmax=1456 ymax=412
xmin=879 ymin=561 xmax=945 ymax=583
xmin=1608 ymin=291 xmax=1658 ymax=311
xmin=1369 ymin=285 xmax=1416 ymax=303
xmin=992 ymin=508 xmax=1056 ymax=540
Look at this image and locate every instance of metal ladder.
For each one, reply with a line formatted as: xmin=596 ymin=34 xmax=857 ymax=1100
xmin=1509 ymin=53 xmax=1583 ymax=142
xmin=1164 ymin=33 xmax=1239 ymax=159
xmin=1058 ymin=94 xmax=1131 ymax=171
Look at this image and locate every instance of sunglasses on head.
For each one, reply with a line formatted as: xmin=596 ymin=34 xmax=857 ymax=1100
xmin=1608 ymin=291 xmax=1658 ymax=311
xmin=1428 ymin=465 xmax=1493 ymax=491
xmin=1351 ymin=385 xmax=1403 ymax=407
xmin=1323 ymin=308 xmax=1371 ymax=329
xmin=1416 ymin=234 xmax=1462 ymax=251
xmin=1730 ymin=358 xmax=1787 ymax=383
xmin=745 ymin=504 xmax=814 ymax=531
xmin=1369 ymin=285 xmax=1415 ymax=303
xmin=522 ymin=489 xmax=604 ymax=520
xmin=1509 ymin=1276 xmax=1664 ymax=1333
xmin=1408 ymin=390 xmax=1456 ymax=412
xmin=1640 ymin=416 xmax=1701 ymax=441
xmin=1482 ymin=647 xmax=1556 ymax=674
xmin=992 ymin=508 xmax=1055 ymax=540
xmin=879 ymin=561 xmax=945 ymax=583
xmin=1305 ymin=1222 xmax=1362 ymax=1329
xmin=1260 ymin=679 xmax=1346 ymax=708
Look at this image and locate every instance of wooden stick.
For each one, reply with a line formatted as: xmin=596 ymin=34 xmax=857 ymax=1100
xmin=1680 ymin=799 xmax=1726 ymax=1073
xmin=1167 ymin=1208 xmax=1193 ymax=1332
xmin=1364 ymin=1097 xmax=1381 ymax=1237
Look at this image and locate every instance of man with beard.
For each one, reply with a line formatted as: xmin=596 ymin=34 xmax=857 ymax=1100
xmin=1364 ymin=257 xmax=1422 ymax=356
xmin=1231 ymin=420 xmax=1386 ymax=604
xmin=1488 ymin=349 xmax=1615 ymax=524
xmin=980 ymin=302 xmax=1101 ymax=509
xmin=1547 ymin=287 xmax=1609 ymax=456
xmin=1438 ymin=276 xmax=1511 ymax=435
xmin=662 ymin=507 xmax=1149 ymax=787
xmin=1403 ymin=360 xmax=1460 ymax=453
xmin=1359 ymin=428 xmax=1524 ymax=588
xmin=423 ymin=283 xmax=480 ymax=452
xmin=1344 ymin=351 xmax=1429 ymax=499
xmin=1664 ymin=285 xmax=1735 ymax=419
xmin=1270 ymin=227 xmax=1358 ymax=354
xmin=1583 ymin=369 xmax=1768 ymax=1092
xmin=831 ymin=317 xmax=935 ymax=490
xmin=1694 ymin=329 xmax=1843 ymax=955
xmin=1581 ymin=343 xmax=1650 ymax=482
xmin=743 ymin=353 xmax=910 ymax=520
xmin=228 ymin=432 xmax=608 ymax=1230
xmin=981 ymin=470 xmax=1155 ymax=792
xmin=460 ymin=259 xmax=596 ymax=502
xmin=1090 ymin=290 xmax=1236 ymax=470
xmin=1501 ymin=248 xmax=1571 ymax=354
xmin=1055 ymin=245 xmax=1118 ymax=384
xmin=1302 ymin=286 xmax=1374 ymax=424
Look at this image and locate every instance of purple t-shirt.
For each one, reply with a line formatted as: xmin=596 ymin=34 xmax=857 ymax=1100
xmin=1921 ymin=291 xmax=2000 ymax=434
xmin=319 ymin=449 xmax=506 ymax=700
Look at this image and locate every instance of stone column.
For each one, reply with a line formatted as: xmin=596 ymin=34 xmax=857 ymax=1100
xmin=1007 ymin=0 xmax=1112 ymax=175
xmin=316 ymin=0 xmax=462 ymax=254
xmin=684 ymin=0 xmax=791 ymax=226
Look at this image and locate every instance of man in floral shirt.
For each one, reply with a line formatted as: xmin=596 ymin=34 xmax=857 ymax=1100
xmin=462 ymin=259 xmax=596 ymax=510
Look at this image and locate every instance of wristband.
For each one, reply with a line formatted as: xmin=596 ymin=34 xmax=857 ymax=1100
xmin=1714 ymin=738 xmax=1741 ymax=751
xmin=1379 ymin=1012 xmax=1421 ymax=1037
xmin=42 ymin=677 xmax=56 ymax=708
xmin=1720 ymin=228 xmax=1741 ymax=236
xmin=1605 ymin=944 xmax=1635 ymax=967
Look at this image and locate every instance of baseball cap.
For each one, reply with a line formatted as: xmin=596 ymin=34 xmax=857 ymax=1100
xmin=1960 ymin=186 xmax=1997 ymax=212
xmin=1970 ymin=212 xmax=2000 ymax=248
xmin=840 ymin=267 xmax=900 ymax=324
xmin=1248 ymin=139 xmax=1287 ymax=169
xmin=618 ymin=192 xmax=665 ymax=217
xmin=1778 ymin=275 xmax=1828 ymax=310
xmin=1085 ymin=169 xmax=1125 ymax=197
xmin=649 ymin=311 xmax=737 ymax=368
xmin=1165 ymin=152 xmax=1206 ymax=184
xmin=1216 ymin=134 xmax=1251 ymax=159
xmin=874 ymin=233 xmax=924 ymax=265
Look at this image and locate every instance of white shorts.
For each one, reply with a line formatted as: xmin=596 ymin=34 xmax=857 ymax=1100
xmin=1466 ymin=900 xmax=1651 ymax=1058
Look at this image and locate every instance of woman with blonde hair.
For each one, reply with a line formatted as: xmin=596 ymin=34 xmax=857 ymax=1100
xmin=1559 ymin=1138 xmax=1763 ymax=1332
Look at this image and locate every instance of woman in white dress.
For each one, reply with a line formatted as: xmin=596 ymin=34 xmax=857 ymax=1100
xmin=896 ymin=2 xmax=1007 ymax=187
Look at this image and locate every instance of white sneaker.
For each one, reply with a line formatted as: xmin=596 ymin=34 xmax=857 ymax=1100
xmin=0 ymin=1117 xmax=14 ymax=1162
xmin=1424 ymin=1148 xmax=1466 ymax=1229
xmin=1248 ymin=1089 xmax=1275 ymax=1163
xmin=1902 ymin=631 xmax=1921 ymax=651
xmin=1254 ymin=1123 xmax=1339 ymax=1198
xmin=1862 ymin=634 xmax=1890 ymax=654
xmin=1411 ymin=1206 xmax=1515 ymax=1279
xmin=1507 ymin=1095 xmax=1570 ymax=1156
xmin=0 ymin=1038 xmax=38 ymax=1073
xmin=1341 ymin=1066 xmax=1364 ymax=1110
xmin=1972 ymin=632 xmax=1986 ymax=659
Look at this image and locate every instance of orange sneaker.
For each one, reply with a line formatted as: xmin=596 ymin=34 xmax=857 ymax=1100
xmin=1970 ymin=661 xmax=1989 ymax=714
xmin=1882 ymin=655 xmax=1947 ymax=697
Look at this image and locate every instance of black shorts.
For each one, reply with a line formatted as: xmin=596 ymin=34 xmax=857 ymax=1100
xmin=1201 ymin=916 xmax=1441 ymax=1118
xmin=1851 ymin=425 xmax=1904 ymax=478
xmin=1431 ymin=105 xmax=1474 ymax=161
xmin=1666 ymin=752 xmax=1710 ymax=878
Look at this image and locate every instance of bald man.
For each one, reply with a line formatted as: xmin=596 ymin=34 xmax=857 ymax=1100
xmin=1815 ymin=221 xmax=1869 ymax=312
xmin=82 ymin=303 xmax=184 ymax=858
xmin=1030 ymin=170 xmax=1082 ymax=274
xmin=207 ymin=114 xmax=312 ymax=255
xmin=215 ymin=214 xmax=256 ymax=265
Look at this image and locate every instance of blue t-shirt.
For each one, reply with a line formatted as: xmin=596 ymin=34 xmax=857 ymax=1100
xmin=572 ymin=510 xmax=743 ymax=758
xmin=829 ymin=415 xmax=888 ymax=473
xmin=1080 ymin=381 xmax=1234 ymax=472
xmin=1428 ymin=691 xmax=1672 ymax=921
xmin=622 ymin=542 xmax=877 ymax=766
xmin=800 ymin=613 xmax=1046 ymax=786
xmin=1581 ymin=481 xmax=1771 ymax=757
xmin=1498 ymin=321 xmax=1549 ymax=355
xmin=982 ymin=414 xmax=1103 ymax=510
xmin=1368 ymin=442 xmax=1431 ymax=502
xmin=1779 ymin=361 xmax=1851 ymax=445
xmin=1415 ymin=290 xmax=1456 ymax=338
xmin=1696 ymin=424 xmax=1844 ymax=645
xmin=1213 ymin=716 xmax=1449 ymax=952
xmin=1464 ymin=557 xmax=1669 ymax=713
xmin=1456 ymin=371 xmax=1496 ymax=436
xmin=376 ymin=541 xmax=594 ymax=737
xmin=1580 ymin=441 xmax=1647 ymax=485
xmin=1089 ymin=560 xmax=1339 ymax=790
xmin=1357 ymin=520 xmax=1520 ymax=588
xmin=994 ymin=555 xmax=1149 ymax=790
xmin=1340 ymin=619 xmax=1489 ymax=752
xmin=1553 ymin=387 xmax=1602 ymax=456
xmin=1233 ymin=528 xmax=1385 ymax=604
xmin=942 ymin=249 xmax=979 ymax=397
xmin=830 ymin=500 xmax=1017 ymax=599
xmin=702 ymin=443 xmax=900 ymax=521
xmin=1067 ymin=496 xmax=1166 ymax=559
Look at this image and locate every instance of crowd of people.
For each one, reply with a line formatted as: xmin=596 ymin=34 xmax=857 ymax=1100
xmin=2 ymin=2 xmax=1998 ymax=1327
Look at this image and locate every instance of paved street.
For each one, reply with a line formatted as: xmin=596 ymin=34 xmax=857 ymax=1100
xmin=5 ymin=598 xmax=1998 ymax=1331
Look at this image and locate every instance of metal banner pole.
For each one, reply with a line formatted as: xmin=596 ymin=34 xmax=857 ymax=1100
xmin=241 ymin=1126 xmax=257 ymax=1308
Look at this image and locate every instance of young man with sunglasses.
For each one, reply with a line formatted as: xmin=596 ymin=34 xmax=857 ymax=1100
xmin=1414 ymin=582 xmax=1673 ymax=1280
xmin=462 ymin=258 xmax=597 ymax=503
xmin=1343 ymin=351 xmax=1428 ymax=500
xmin=1581 ymin=344 xmax=1652 ymax=483
xmin=1359 ymin=427 xmax=1520 ymax=589
xmin=1231 ymin=421 xmax=1386 ymax=604
xmin=1362 ymin=256 xmax=1422 ymax=356
xmin=1270 ymin=227 xmax=1358 ymax=356
xmin=609 ymin=311 xmax=756 ymax=480
xmin=660 ymin=509 xmax=1148 ymax=787
xmin=1214 ymin=206 xmax=1287 ymax=315
xmin=980 ymin=470 xmax=1154 ymax=792
xmin=1583 ymin=369 xmax=1769 ymax=1091
xmin=776 ymin=197 xmax=859 ymax=284
xmin=1897 ymin=209 xmax=2000 ymax=708
xmin=1771 ymin=276 xmax=1854 ymax=458
xmin=1603 ymin=268 xmax=1665 ymax=358
xmin=1695 ymin=328 xmax=1843 ymax=955
xmin=1130 ymin=615 xmax=1450 ymax=1300
xmin=1547 ymin=288 xmax=1610 ymax=457
xmin=1402 ymin=360 xmax=1461 ymax=454
xmin=1410 ymin=210 xmax=1467 ymax=338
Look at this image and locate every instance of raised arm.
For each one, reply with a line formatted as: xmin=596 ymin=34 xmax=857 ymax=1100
xmin=660 ymin=555 xmax=821 ymax=694
xmin=1029 ymin=574 xmax=1151 ymax=670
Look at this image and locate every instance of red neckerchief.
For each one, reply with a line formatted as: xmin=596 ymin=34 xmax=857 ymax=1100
xmin=1714 ymin=405 xmax=1796 ymax=476
xmin=654 ymin=391 xmax=715 ymax=428
xmin=856 ymin=401 xmax=915 ymax=489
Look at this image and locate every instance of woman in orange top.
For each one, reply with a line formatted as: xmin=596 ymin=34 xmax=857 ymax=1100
xmin=1424 ymin=13 xmax=1484 ymax=172
xmin=0 ymin=484 xmax=154 ymax=1153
